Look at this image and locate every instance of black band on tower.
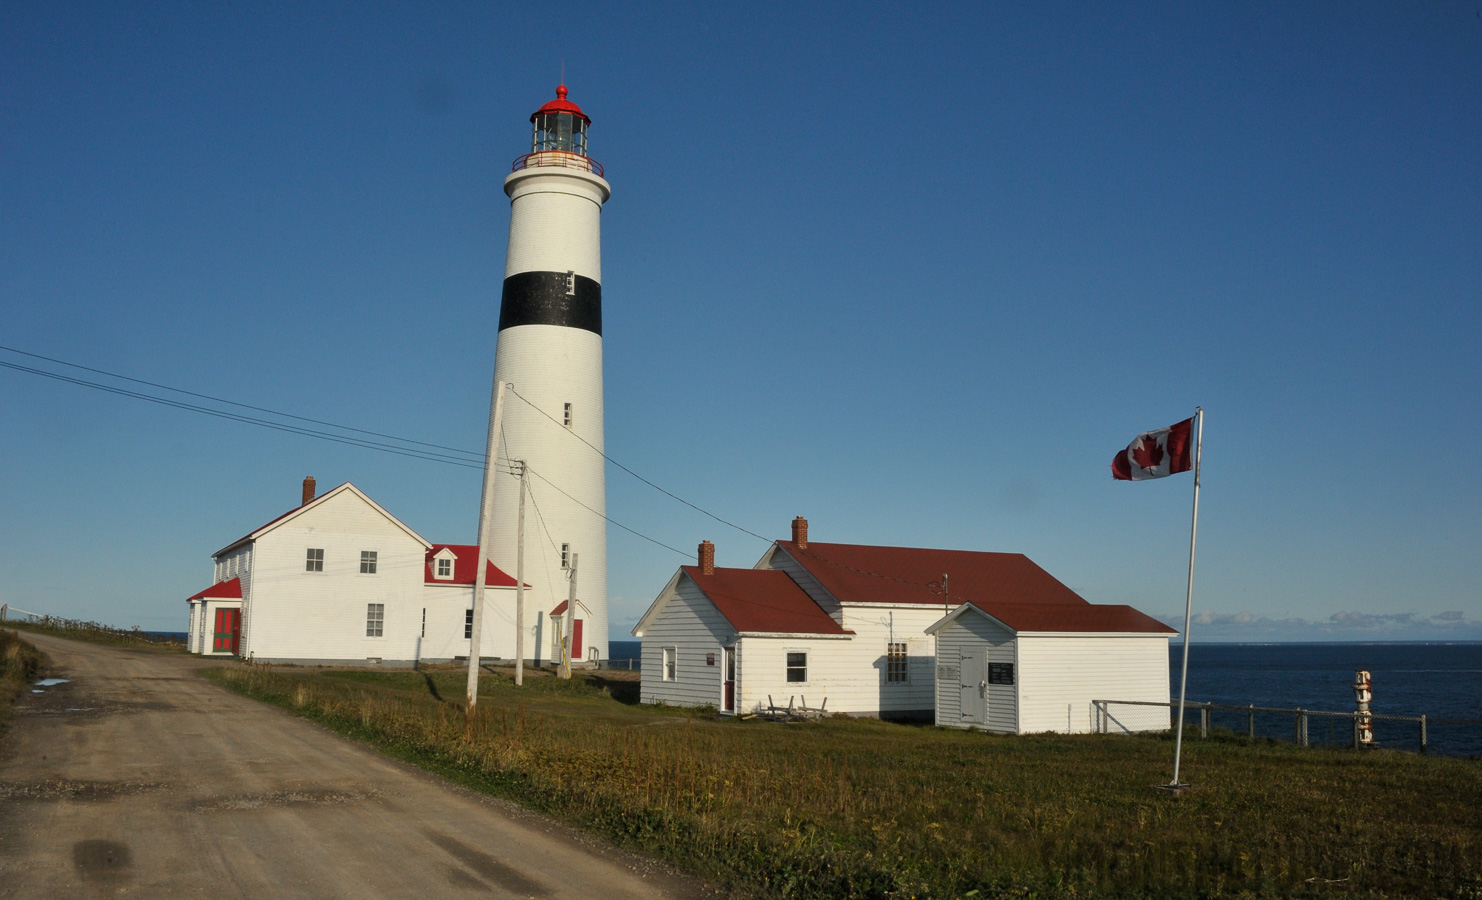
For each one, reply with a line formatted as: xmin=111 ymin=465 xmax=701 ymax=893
xmin=498 ymin=271 xmax=602 ymax=335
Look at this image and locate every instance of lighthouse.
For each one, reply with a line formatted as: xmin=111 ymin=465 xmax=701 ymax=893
xmin=487 ymin=85 xmax=610 ymax=663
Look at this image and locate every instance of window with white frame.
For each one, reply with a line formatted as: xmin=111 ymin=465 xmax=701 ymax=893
xmin=886 ymin=642 xmax=908 ymax=683
xmin=464 ymin=608 xmax=474 ymax=639
xmin=360 ymin=551 xmax=378 ymax=574
xmin=786 ymin=651 xmax=808 ymax=683
xmin=305 ymin=548 xmax=324 ymax=572
xmin=560 ymin=543 xmax=570 ymax=569
xmin=662 ymin=647 xmax=677 ymax=681
xmin=366 ymin=603 xmax=384 ymax=637
xmin=563 ymin=402 xmax=573 ymax=427
xmin=436 ymin=557 xmax=453 ymax=579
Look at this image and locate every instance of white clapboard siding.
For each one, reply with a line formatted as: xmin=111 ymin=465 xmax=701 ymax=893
xmin=734 ymin=637 xmax=852 ymax=714
xmin=807 ymin=605 xmax=942 ymax=716
xmin=639 ymin=575 xmax=733 ymax=708
xmin=933 ymin=611 xmax=1019 ymax=732
xmin=1016 ymin=635 xmax=1170 ymax=734
xmin=241 ymin=490 xmax=429 ymax=663
xmin=414 ymin=583 xmax=527 ymax=663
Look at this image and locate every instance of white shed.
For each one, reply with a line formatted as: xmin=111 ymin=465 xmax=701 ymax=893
xmin=926 ymin=601 xmax=1176 ymax=734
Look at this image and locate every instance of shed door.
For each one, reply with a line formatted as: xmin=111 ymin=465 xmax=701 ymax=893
xmin=959 ymin=649 xmax=985 ymax=723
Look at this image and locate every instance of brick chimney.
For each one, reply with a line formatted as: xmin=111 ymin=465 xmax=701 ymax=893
xmin=791 ymin=516 xmax=808 ymax=550
xmin=698 ymin=540 xmax=715 ymax=575
xmin=302 ymin=476 xmax=316 ymax=507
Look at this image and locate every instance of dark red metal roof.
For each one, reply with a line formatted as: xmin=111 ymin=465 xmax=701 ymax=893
xmin=777 ymin=541 xmax=1091 ymax=608
xmin=968 ymin=601 xmax=1177 ymax=634
xmin=425 ymin=544 xmax=521 ymax=588
xmin=682 ymin=566 xmax=851 ymax=635
xmin=188 ymin=577 xmax=242 ymax=601
xmin=531 ymin=84 xmax=590 ymax=124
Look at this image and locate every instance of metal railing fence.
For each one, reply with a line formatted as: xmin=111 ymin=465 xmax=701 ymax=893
xmin=1093 ymin=698 xmax=1449 ymax=754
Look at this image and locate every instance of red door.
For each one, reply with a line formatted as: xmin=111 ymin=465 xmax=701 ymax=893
xmin=571 ymin=619 xmax=583 ymax=663
xmin=723 ymin=647 xmax=736 ymax=712
xmin=212 ymin=608 xmax=241 ymax=654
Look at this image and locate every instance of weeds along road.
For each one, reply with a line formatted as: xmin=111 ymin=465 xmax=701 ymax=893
xmin=0 ymin=632 xmax=717 ymax=899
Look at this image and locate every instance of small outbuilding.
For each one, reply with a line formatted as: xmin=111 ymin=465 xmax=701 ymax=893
xmin=925 ymin=601 xmax=1176 ymax=734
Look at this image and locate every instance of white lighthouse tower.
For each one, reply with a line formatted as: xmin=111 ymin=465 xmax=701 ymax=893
xmin=488 ymin=85 xmax=610 ymax=663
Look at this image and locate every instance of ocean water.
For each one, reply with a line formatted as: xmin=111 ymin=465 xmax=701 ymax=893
xmin=1174 ymin=642 xmax=1482 ymax=758
xmin=609 ymin=638 xmax=1482 ymax=756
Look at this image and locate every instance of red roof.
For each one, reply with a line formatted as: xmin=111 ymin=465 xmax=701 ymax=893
xmin=776 ymin=541 xmax=1090 ymax=608
xmin=531 ymin=84 xmax=590 ymax=124
xmin=425 ymin=545 xmax=520 ymax=587
xmin=188 ymin=577 xmax=242 ymax=601
xmin=967 ymin=601 xmax=1176 ymax=634
xmin=682 ymin=566 xmax=851 ymax=635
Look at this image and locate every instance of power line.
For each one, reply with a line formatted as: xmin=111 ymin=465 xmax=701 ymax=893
xmin=1 ymin=346 xmax=745 ymax=561
xmin=524 ymin=464 xmax=690 ymax=558
xmin=0 ymin=359 xmax=487 ymax=470
xmin=507 ymin=386 xmax=770 ymax=545
xmin=0 ymin=344 xmax=484 ymax=460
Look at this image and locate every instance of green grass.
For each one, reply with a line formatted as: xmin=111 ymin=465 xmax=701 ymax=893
xmin=1 ymin=628 xmax=46 ymax=729
xmin=203 ymin=663 xmax=1482 ymax=899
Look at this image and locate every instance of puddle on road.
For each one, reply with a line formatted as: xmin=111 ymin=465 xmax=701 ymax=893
xmin=33 ymin=678 xmax=69 ymax=687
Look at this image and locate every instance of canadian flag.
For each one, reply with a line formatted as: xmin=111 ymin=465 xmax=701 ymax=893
xmin=1112 ymin=418 xmax=1194 ymax=481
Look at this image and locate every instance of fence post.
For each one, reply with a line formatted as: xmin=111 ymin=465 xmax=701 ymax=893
xmin=1352 ymin=714 xmax=1359 ymax=750
xmin=1248 ymin=704 xmax=1255 ymax=740
xmin=1419 ymin=715 xmax=1427 ymax=755
xmin=1200 ymin=705 xmax=1209 ymax=739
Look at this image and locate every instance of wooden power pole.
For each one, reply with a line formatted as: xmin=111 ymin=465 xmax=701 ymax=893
xmin=466 ymin=381 xmax=508 ymax=711
xmin=560 ymin=553 xmax=578 ymax=679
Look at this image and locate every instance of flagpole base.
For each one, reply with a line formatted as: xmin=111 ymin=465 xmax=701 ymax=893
xmin=1152 ymin=782 xmax=1197 ymax=796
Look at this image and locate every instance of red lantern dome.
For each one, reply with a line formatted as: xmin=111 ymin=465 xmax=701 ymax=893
xmin=530 ymin=85 xmax=590 ymax=125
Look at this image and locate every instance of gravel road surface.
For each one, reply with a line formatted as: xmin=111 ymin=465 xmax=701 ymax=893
xmin=0 ymin=632 xmax=716 ymax=899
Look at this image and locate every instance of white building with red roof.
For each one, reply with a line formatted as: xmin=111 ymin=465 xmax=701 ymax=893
xmin=632 ymin=517 xmax=1175 ymax=731
xmin=184 ymin=478 xmax=565 ymax=666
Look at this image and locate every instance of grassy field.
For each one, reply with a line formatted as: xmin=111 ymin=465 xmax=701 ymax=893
xmin=1 ymin=629 xmax=46 ymax=729
xmin=204 ymin=663 xmax=1480 ymax=899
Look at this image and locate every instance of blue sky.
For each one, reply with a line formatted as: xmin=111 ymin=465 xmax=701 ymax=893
xmin=3 ymin=2 xmax=1479 ymax=641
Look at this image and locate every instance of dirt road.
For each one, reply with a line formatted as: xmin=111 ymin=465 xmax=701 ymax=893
xmin=0 ymin=632 xmax=715 ymax=899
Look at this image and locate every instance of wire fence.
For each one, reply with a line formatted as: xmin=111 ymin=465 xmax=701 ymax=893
xmin=1095 ymin=698 xmax=1482 ymax=756
xmin=0 ymin=605 xmax=184 ymax=646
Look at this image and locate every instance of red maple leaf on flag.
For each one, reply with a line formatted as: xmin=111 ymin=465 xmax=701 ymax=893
xmin=1131 ymin=436 xmax=1164 ymax=471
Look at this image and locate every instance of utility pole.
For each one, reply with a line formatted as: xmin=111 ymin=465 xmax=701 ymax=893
xmin=466 ymin=381 xmax=508 ymax=711
xmin=560 ymin=553 xmax=578 ymax=679
xmin=515 ymin=460 xmax=528 ymax=687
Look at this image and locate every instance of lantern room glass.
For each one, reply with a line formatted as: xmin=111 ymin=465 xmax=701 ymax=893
xmin=532 ymin=112 xmax=588 ymax=157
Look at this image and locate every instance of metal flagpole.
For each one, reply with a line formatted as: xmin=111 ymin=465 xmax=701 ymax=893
xmin=1168 ymin=406 xmax=1203 ymax=788
xmin=466 ymin=381 xmax=508 ymax=711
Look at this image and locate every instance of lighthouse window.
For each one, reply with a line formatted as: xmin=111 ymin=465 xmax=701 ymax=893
xmin=561 ymin=543 xmax=571 ymax=568
xmin=533 ymin=112 xmax=587 ymax=155
xmin=563 ymin=403 xmax=573 ymax=427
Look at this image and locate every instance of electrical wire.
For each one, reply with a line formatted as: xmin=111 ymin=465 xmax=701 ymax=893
xmin=523 ymin=465 xmax=690 ymax=557
xmin=0 ymin=344 xmax=483 ymax=460
xmin=1 ymin=346 xmax=734 ymax=562
xmin=0 ymin=359 xmax=487 ymax=469
xmin=507 ymin=386 xmax=770 ymax=545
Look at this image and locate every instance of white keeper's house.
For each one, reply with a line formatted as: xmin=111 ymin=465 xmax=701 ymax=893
xmin=184 ymin=477 xmax=587 ymax=666
xmin=632 ymin=517 xmax=1175 ymax=732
